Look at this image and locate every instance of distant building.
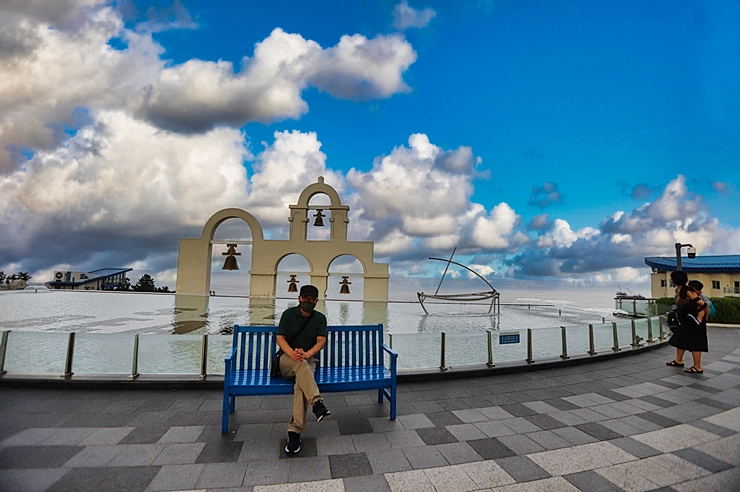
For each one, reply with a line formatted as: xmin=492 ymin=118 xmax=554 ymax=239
xmin=645 ymin=255 xmax=740 ymax=298
xmin=46 ymin=268 xmax=132 ymax=291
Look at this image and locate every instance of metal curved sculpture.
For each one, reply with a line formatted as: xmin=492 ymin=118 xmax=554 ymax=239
xmin=417 ymin=248 xmax=500 ymax=314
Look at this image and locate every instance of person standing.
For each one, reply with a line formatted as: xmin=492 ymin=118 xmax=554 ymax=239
xmin=277 ymin=284 xmax=331 ymax=454
xmin=666 ymin=271 xmax=709 ymax=373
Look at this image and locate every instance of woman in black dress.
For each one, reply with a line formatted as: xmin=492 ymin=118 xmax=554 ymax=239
xmin=667 ymin=283 xmax=709 ymax=374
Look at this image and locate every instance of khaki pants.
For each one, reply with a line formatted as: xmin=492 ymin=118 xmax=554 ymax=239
xmin=279 ymin=353 xmax=322 ymax=434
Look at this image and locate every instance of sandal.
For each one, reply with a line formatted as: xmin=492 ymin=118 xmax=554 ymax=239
xmin=666 ymin=360 xmax=684 ymax=367
xmin=684 ymin=367 xmax=703 ymax=374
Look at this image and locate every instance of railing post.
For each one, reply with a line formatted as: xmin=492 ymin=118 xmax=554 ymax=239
xmin=588 ymin=324 xmax=597 ymax=355
xmin=199 ymin=334 xmax=209 ymax=379
xmin=632 ymin=299 xmax=637 ymax=316
xmin=63 ymin=332 xmax=75 ymax=378
xmin=630 ymin=319 xmax=642 ymax=348
xmin=612 ymin=322 xmax=621 ymax=352
xmin=486 ymin=330 xmax=494 ymax=368
xmin=388 ymin=333 xmax=393 ymax=349
xmin=659 ymin=317 xmax=665 ymax=341
xmin=0 ymin=330 xmax=9 ymax=375
xmin=526 ymin=329 xmax=534 ymax=364
xmin=439 ymin=332 xmax=448 ymax=371
xmin=560 ymin=326 xmax=569 ymax=360
xmin=129 ymin=333 xmax=140 ymax=380
xmin=646 ymin=317 xmax=653 ymax=344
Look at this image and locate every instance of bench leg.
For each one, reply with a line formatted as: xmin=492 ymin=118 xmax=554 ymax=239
xmin=390 ymin=383 xmax=396 ymax=420
xmin=377 ymin=389 xmax=384 ymax=404
xmin=222 ymin=391 xmax=230 ymax=434
xmin=229 ymin=395 xmax=236 ymax=414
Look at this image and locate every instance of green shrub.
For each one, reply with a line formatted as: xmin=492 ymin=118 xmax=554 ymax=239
xmin=711 ymin=297 xmax=740 ymax=324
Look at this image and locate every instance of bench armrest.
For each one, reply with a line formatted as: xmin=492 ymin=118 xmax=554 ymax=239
xmin=381 ymin=343 xmax=398 ymax=376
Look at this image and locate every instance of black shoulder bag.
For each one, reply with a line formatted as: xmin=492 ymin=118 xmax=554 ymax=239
xmin=270 ymin=312 xmax=314 ymax=379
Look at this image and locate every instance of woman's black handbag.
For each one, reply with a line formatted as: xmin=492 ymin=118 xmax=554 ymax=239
xmin=270 ymin=312 xmax=314 ymax=378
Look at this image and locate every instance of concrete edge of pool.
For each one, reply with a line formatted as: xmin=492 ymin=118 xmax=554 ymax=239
xmin=0 ymin=339 xmax=669 ymax=389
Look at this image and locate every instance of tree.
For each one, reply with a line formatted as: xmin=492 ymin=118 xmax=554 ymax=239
xmin=115 ymin=277 xmax=131 ymax=291
xmin=155 ymin=285 xmax=170 ymax=293
xmin=132 ymin=274 xmax=156 ymax=292
xmin=16 ymin=272 xmax=32 ymax=281
xmin=0 ymin=271 xmax=5 ymax=285
xmin=6 ymin=273 xmax=17 ymax=285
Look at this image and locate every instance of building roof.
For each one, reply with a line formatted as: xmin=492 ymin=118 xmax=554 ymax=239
xmin=47 ymin=268 xmax=132 ymax=287
xmin=645 ymin=255 xmax=740 ymax=273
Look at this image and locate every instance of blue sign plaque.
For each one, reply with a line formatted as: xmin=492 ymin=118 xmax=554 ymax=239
xmin=499 ymin=332 xmax=520 ymax=345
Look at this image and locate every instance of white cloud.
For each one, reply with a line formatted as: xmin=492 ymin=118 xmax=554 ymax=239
xmin=470 ymin=203 xmax=518 ymax=250
xmin=392 ymin=1 xmax=436 ymax=31
xmin=0 ymin=6 xmax=417 ymax=171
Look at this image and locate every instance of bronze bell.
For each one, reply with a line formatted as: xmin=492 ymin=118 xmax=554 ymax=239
xmin=313 ymin=209 xmax=325 ymax=227
xmin=287 ymin=274 xmax=299 ymax=293
xmin=222 ymin=244 xmax=241 ymax=270
xmin=339 ymin=276 xmax=351 ymax=294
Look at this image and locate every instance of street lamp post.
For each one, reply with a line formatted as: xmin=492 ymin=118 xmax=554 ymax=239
xmin=674 ymin=242 xmax=697 ymax=271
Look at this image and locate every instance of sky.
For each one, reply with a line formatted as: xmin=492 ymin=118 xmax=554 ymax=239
xmin=1 ymin=0 xmax=739 ymax=291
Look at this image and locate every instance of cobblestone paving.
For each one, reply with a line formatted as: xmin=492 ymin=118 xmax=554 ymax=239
xmin=1 ymin=328 xmax=739 ymax=491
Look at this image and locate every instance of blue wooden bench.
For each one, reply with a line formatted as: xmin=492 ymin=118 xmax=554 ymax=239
xmin=222 ymin=324 xmax=398 ymax=433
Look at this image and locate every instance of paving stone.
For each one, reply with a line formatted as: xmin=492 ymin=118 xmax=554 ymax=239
xmin=146 ymin=463 xmax=205 ymax=491
xmin=525 ymin=430 xmax=572 ymax=450
xmin=542 ymin=399 xmax=580 ymax=411
xmin=415 ymin=427 xmax=458 ymax=445
xmin=670 ymin=466 xmax=740 ymax=492
xmin=609 ymin=436 xmax=661 ymax=458
xmin=195 ymin=462 xmax=248 ymax=488
xmin=76 ymin=427 xmax=133 ymax=446
xmin=445 ymin=423 xmax=487 ymax=442
xmin=337 ymin=417 xmax=373 ymax=435
xmin=351 ymin=433 xmax=390 ymax=453
xmin=499 ymin=403 xmax=538 ymax=417
xmin=317 ymin=435 xmax=356 ymax=456
xmin=287 ymin=456 xmax=331 ymax=483
xmin=328 ymin=452 xmax=373 ymax=478
xmin=548 ymin=411 xmax=589 ymax=426
xmin=435 ymin=441 xmax=483 ymax=465
xmin=474 ymin=420 xmax=516 ymax=438
xmin=494 ymin=456 xmax=550 ymax=483
xmin=197 ymin=425 xmax=237 ymax=442
xmin=688 ymin=420 xmax=736 ymax=437
xmin=402 ymin=445 xmax=448 ymax=469
xmin=522 ymin=401 xmax=560 ymax=414
xmin=384 ymin=469 xmax=435 ymax=492
xmin=151 ymin=442 xmax=205 ymax=465
xmin=673 ymin=448 xmax=734 ymax=473
xmin=410 ymin=401 xmax=445 ymax=413
xmin=631 ymin=424 xmax=719 ymax=453
xmin=242 ymin=459 xmax=288 ymax=486
xmin=366 ymin=448 xmax=412 ymax=474
xmin=35 ymin=428 xmax=95 ymax=446
xmin=497 ymin=434 xmax=546 ymax=455
xmin=384 ymin=429 xmax=426 ymax=448
xmin=424 ymin=463 xmax=478 ymax=491
xmin=105 ymin=443 xmax=164 ymax=467
xmin=563 ymin=470 xmax=624 ymax=492
xmin=396 ymin=414 xmax=434 ymax=430
xmin=451 ymin=409 xmax=488 ymax=423
xmin=368 ymin=416 xmax=404 ymax=433
xmin=575 ymin=422 xmax=622 ymax=441
xmin=0 ymin=468 xmax=70 ymax=492
xmin=460 ymin=460 xmax=515 ymax=488
xmin=0 ymin=445 xmax=83 ymax=469
xmin=119 ymin=426 xmax=169 ymax=445
xmin=238 ymin=440 xmax=281 ymax=462
xmin=467 ymin=438 xmax=516 ymax=460
xmin=47 ymin=465 xmax=160 ymax=492
xmin=524 ymin=413 xmax=566 ymax=430
xmin=637 ymin=411 xmax=681 ymax=428
xmin=196 ymin=440 xmax=243 ymax=463
xmin=342 ymin=473 xmax=391 ymax=492
xmin=426 ymin=411 xmax=463 ymax=427
xmin=597 ymin=418 xmax=642 ymax=437
xmin=158 ymin=426 xmax=204 ymax=444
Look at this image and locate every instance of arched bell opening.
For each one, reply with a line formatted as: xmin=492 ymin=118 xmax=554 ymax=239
xmin=306 ymin=193 xmax=332 ymax=241
xmin=209 ymin=218 xmax=252 ymax=296
xmin=326 ymin=255 xmax=364 ymax=301
xmin=276 ymin=253 xmax=311 ymax=298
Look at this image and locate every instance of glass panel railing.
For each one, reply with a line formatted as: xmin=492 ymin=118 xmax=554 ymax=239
xmin=3 ymin=331 xmax=68 ymax=374
xmin=566 ymin=324 xmax=590 ymax=358
xmin=74 ymin=333 xmax=133 ymax=374
xmin=206 ymin=335 xmax=233 ymax=376
xmin=388 ymin=333 xmax=440 ymax=370
xmin=492 ymin=329 xmax=527 ymax=364
xmin=445 ymin=332 xmax=488 ymax=367
xmin=593 ymin=322 xmax=617 ymax=352
xmin=530 ymin=326 xmax=562 ymax=361
xmin=137 ymin=334 xmax=202 ymax=375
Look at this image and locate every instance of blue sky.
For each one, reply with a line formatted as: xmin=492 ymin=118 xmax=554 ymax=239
xmin=0 ymin=0 xmax=738 ymax=289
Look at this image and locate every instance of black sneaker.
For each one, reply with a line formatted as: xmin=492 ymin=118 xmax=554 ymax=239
xmin=312 ymin=400 xmax=331 ymax=422
xmin=285 ymin=431 xmax=301 ymax=454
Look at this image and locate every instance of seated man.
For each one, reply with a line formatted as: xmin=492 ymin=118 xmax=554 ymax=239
xmin=277 ymin=284 xmax=331 ymax=454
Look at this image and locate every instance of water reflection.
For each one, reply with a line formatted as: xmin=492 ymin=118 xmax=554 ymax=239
xmin=361 ymin=301 xmax=389 ymax=329
xmin=172 ymin=295 xmax=210 ymax=334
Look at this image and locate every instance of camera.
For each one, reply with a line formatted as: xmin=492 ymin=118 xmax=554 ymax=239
xmin=687 ymin=247 xmax=697 ymax=259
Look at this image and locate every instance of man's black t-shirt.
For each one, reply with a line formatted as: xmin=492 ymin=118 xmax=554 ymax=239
xmin=277 ymin=306 xmax=328 ymax=351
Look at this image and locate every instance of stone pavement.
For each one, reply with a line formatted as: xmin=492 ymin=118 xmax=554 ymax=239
xmin=1 ymin=327 xmax=739 ymax=492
